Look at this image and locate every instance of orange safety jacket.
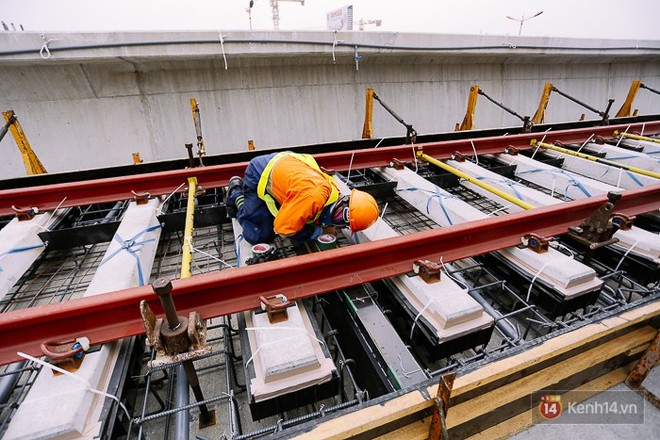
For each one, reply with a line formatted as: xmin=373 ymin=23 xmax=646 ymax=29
xmin=257 ymin=152 xmax=340 ymax=237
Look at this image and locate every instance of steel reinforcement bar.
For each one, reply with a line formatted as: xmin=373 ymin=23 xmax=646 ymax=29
xmin=0 ymin=184 xmax=658 ymax=365
xmin=1 ymin=121 xmax=659 ymax=216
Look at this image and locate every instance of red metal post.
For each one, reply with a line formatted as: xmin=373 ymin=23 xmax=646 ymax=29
xmin=0 ymin=184 xmax=658 ymax=365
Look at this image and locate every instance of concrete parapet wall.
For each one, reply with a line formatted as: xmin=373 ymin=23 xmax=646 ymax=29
xmin=0 ymin=31 xmax=659 ymax=178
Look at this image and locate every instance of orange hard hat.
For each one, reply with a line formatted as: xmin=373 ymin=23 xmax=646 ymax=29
xmin=348 ymin=189 xmax=379 ymax=232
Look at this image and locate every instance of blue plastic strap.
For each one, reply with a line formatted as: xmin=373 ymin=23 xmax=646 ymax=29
xmin=0 ymin=242 xmax=47 ymax=273
xmin=475 ymin=176 xmax=525 ymax=201
xmin=99 ymin=223 xmax=162 ymax=286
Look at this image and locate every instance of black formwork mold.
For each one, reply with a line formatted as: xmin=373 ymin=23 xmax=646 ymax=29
xmin=479 ymin=253 xmax=602 ymax=319
xmin=373 ymin=279 xmax=494 ymax=362
xmin=326 ymin=289 xmax=399 ymax=395
xmin=237 ymin=302 xmax=339 ymax=421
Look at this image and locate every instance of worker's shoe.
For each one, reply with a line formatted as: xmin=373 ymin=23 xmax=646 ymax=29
xmin=226 ymin=176 xmax=244 ymax=218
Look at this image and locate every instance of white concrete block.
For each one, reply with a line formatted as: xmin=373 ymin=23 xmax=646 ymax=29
xmin=586 ymin=142 xmax=660 ymax=172
xmin=252 ymin=306 xmax=319 ymax=382
xmin=377 ymin=166 xmax=602 ymax=299
xmin=495 ymin=152 xmax=660 ymax=264
xmin=0 ymin=213 xmax=53 ymax=300
xmin=4 ymin=199 xmax=163 ymax=440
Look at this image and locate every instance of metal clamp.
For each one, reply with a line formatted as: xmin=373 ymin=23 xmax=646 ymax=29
xmin=504 ymin=145 xmax=519 ymax=155
xmin=260 ymin=294 xmax=291 ymax=323
xmin=11 ymin=205 xmax=38 ymax=221
xmin=611 ymin=213 xmax=634 ymax=231
xmin=140 ymin=279 xmax=211 ymax=369
xmin=413 ymin=259 xmax=442 ymax=284
xmin=390 ymin=158 xmax=412 ymax=170
xmin=40 ymin=337 xmax=90 ymax=373
xmin=131 ymin=191 xmax=151 ymax=205
xmin=450 ymin=151 xmax=467 ymax=162
xmin=521 ymin=233 xmax=550 ymax=254
xmin=567 ymin=191 xmax=623 ymax=250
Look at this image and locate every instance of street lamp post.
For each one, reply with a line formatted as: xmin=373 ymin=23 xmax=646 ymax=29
xmin=506 ymin=10 xmax=543 ymax=36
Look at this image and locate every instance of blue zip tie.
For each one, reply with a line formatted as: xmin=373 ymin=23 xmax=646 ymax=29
xmin=475 ymin=176 xmax=525 ymax=201
xmin=518 ymin=168 xmax=591 ymax=200
xmin=0 ymin=242 xmax=47 ymax=273
xmin=99 ymin=223 xmax=162 ymax=286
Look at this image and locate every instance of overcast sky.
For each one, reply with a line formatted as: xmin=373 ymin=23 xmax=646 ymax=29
xmin=1 ymin=0 xmax=659 ymax=40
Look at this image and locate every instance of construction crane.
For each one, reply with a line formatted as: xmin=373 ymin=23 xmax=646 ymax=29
xmin=269 ymin=0 xmax=304 ymax=30
xmin=1 ymin=110 xmax=47 ymax=175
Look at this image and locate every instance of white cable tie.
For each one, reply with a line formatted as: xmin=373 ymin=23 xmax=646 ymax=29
xmin=39 ymin=33 xmax=57 ymax=60
xmin=613 ymin=239 xmax=640 ymax=273
xmin=411 ymin=144 xmax=419 ymax=173
xmin=188 ymin=238 xmax=235 ymax=269
xmin=397 ymin=353 xmax=422 ymax=379
xmin=576 ymin=134 xmax=594 ymax=153
xmin=526 ymin=262 xmax=549 ymax=303
xmin=346 ymin=150 xmax=355 ymax=182
xmin=614 ymin=125 xmax=631 ymax=149
xmin=470 ymin=140 xmax=479 ymax=165
xmin=17 ymin=351 xmax=132 ymax=424
xmin=160 ymin=182 xmax=187 ymax=213
xmin=373 ymin=138 xmax=385 ymax=149
xmin=410 ymin=298 xmax=434 ymax=340
xmin=332 ymin=31 xmax=338 ymax=63
xmin=218 ymin=32 xmax=228 ymax=70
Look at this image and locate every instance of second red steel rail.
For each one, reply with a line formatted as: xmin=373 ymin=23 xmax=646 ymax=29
xmin=0 ymin=184 xmax=658 ymax=365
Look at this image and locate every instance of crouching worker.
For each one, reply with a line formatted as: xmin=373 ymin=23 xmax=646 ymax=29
xmin=226 ymin=151 xmax=379 ymax=245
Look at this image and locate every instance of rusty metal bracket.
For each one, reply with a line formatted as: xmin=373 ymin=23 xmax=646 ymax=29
xmin=521 ymin=233 xmax=550 ymax=254
xmin=143 ymin=277 xmax=216 ymax=427
xmin=320 ymin=166 xmax=336 ymax=175
xmin=140 ymin=301 xmax=211 ymax=369
xmin=40 ymin=337 xmax=90 ymax=374
xmin=450 ymin=151 xmax=467 ymax=162
xmin=611 ymin=213 xmax=634 ymax=231
xmin=504 ymin=145 xmax=520 ymax=155
xmin=429 ymin=372 xmax=456 ymax=440
xmin=625 ymin=332 xmax=660 ymax=408
xmin=413 ymin=259 xmax=442 ymax=284
xmin=11 ymin=205 xmax=38 ymax=221
xmin=567 ymin=192 xmax=623 ymax=250
xmin=131 ymin=191 xmax=151 ymax=205
xmin=389 ymin=158 xmax=412 ymax=170
xmin=260 ymin=294 xmax=291 ymax=324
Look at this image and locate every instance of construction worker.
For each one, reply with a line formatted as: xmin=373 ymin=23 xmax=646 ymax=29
xmin=227 ymin=151 xmax=379 ymax=245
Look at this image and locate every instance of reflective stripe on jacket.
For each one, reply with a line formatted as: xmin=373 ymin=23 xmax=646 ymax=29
xmin=256 ymin=152 xmax=340 ymax=236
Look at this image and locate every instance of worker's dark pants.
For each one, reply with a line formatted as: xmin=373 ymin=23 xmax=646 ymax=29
xmin=232 ymin=155 xmax=277 ymax=245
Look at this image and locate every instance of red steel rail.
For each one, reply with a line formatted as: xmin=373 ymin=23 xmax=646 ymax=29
xmin=0 ymin=184 xmax=658 ymax=365
xmin=1 ymin=121 xmax=659 ymax=216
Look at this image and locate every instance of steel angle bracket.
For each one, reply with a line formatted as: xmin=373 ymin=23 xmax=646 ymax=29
xmin=567 ymin=192 xmax=627 ymax=250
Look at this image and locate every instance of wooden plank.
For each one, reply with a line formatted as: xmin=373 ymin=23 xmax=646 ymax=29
xmin=290 ymin=302 xmax=660 ymax=439
xmin=465 ymin=362 xmax=634 ymax=440
xmin=447 ymin=326 xmax=656 ymax=428
xmin=380 ymin=362 xmax=635 ymax=440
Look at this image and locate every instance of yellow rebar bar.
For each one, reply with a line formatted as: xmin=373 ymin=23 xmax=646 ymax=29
xmin=180 ymin=176 xmax=198 ymax=279
xmin=418 ymin=152 xmax=536 ymax=210
xmin=531 ymin=139 xmax=660 ymax=180
xmin=613 ymin=130 xmax=660 ymax=145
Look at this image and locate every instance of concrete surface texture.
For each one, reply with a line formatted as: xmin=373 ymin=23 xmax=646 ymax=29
xmin=0 ymin=31 xmax=659 ymax=179
xmin=511 ymin=382 xmax=660 ymax=440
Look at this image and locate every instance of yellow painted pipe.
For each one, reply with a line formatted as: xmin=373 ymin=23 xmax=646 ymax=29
xmin=613 ymin=130 xmax=660 ymax=144
xmin=418 ymin=152 xmax=536 ymax=210
xmin=180 ymin=176 xmax=198 ymax=279
xmin=531 ymin=139 xmax=660 ymax=180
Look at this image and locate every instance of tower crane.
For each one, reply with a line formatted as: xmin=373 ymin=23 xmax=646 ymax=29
xmin=269 ymin=0 xmax=304 ymax=30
